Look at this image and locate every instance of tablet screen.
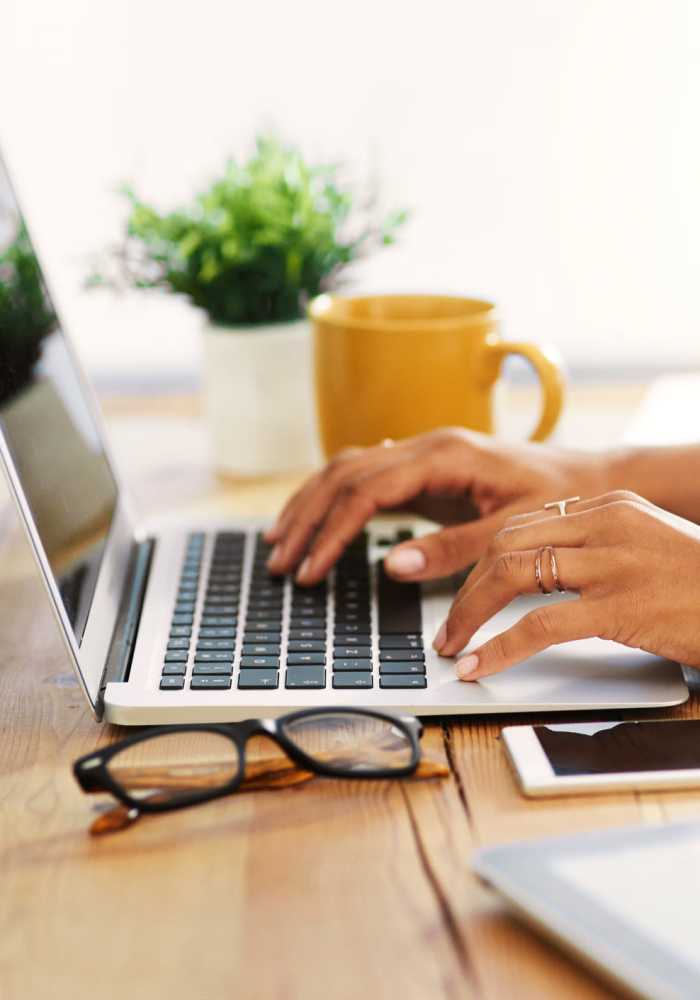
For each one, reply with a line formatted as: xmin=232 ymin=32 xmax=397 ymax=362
xmin=534 ymin=720 xmax=700 ymax=775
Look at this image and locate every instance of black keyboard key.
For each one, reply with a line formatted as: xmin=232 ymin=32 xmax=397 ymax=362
xmin=247 ymin=599 xmax=284 ymax=611
xmin=197 ymin=639 xmax=236 ymax=651
xmin=192 ymin=662 xmax=234 ymax=675
xmin=160 ymin=676 xmax=185 ymax=690
xmin=285 ymin=666 xmax=326 ymax=689
xmin=290 ymin=617 xmax=326 ymax=629
xmin=177 ymin=588 xmax=198 ymax=600
xmin=238 ymin=669 xmax=279 ymax=690
xmin=245 ymin=620 xmax=283 ymax=633
xmin=206 ymin=585 xmax=241 ymax=597
xmin=287 ymin=652 xmax=326 ymax=666
xmin=288 ymin=640 xmax=326 ymax=653
xmin=246 ymin=610 xmax=283 ymax=622
xmin=333 ymin=646 xmax=371 ymax=659
xmin=333 ymin=659 xmax=372 ymax=671
xmin=289 ymin=629 xmax=326 ymax=641
xmin=333 ymin=633 xmax=371 ymax=646
xmin=292 ymin=597 xmax=327 ymax=611
xmin=164 ymin=650 xmax=189 ymax=662
xmin=332 ymin=673 xmax=373 ymax=689
xmin=194 ymin=651 xmax=234 ymax=663
xmin=379 ymin=650 xmax=425 ymax=662
xmin=334 ymin=612 xmax=370 ymax=626
xmin=167 ymin=638 xmax=191 ymax=650
xmin=174 ymin=601 xmax=196 ymax=614
xmin=379 ymin=674 xmax=427 ymax=689
xmin=377 ymin=561 xmax=422 ymax=635
xmin=242 ymin=631 xmax=281 ymax=645
xmin=379 ymin=661 xmax=425 ymax=674
xmin=378 ymin=635 xmax=423 ymax=650
xmin=199 ymin=627 xmax=237 ymax=638
xmin=171 ymin=614 xmax=194 ymax=626
xmin=162 ymin=662 xmax=187 ymax=675
xmin=240 ymin=656 xmax=280 ymax=668
xmin=190 ymin=676 xmax=232 ymax=690
xmin=241 ymin=643 xmax=280 ymax=656
xmin=201 ymin=615 xmax=238 ymax=627
xmin=249 ymin=586 xmax=284 ymax=600
xmin=169 ymin=626 xmax=192 ymax=638
xmin=334 ymin=622 xmax=369 ymax=636
xmin=203 ymin=602 xmax=239 ymax=614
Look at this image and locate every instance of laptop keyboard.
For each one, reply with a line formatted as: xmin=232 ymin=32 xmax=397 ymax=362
xmin=159 ymin=530 xmax=426 ymax=693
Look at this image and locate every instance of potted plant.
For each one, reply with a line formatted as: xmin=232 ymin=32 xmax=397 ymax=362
xmin=91 ymin=136 xmax=407 ymax=475
xmin=0 ymin=220 xmax=56 ymax=404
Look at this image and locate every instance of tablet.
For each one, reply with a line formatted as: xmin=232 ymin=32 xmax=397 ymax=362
xmin=502 ymin=719 xmax=700 ymax=796
xmin=474 ymin=821 xmax=700 ymax=1000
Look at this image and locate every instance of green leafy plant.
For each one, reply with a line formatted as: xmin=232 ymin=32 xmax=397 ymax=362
xmin=0 ymin=221 xmax=56 ymax=401
xmin=90 ymin=136 xmax=408 ymax=326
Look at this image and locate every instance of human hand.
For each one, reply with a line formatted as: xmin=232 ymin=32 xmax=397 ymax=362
xmin=434 ymin=491 xmax=700 ymax=680
xmin=266 ymin=428 xmax=610 ymax=585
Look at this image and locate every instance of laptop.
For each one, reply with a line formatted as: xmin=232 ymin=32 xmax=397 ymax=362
xmin=474 ymin=821 xmax=700 ymax=1000
xmin=0 ymin=152 xmax=688 ymax=723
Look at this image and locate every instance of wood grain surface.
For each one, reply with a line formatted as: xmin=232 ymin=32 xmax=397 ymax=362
xmin=1 ymin=386 xmax=698 ymax=1000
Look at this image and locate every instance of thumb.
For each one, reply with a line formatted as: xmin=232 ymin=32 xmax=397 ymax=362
xmin=384 ymin=515 xmax=503 ymax=581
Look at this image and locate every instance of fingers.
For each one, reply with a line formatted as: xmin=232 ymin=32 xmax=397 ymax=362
xmin=384 ymin=514 xmax=505 ymax=581
xmin=267 ymin=446 xmax=401 ymax=574
xmin=506 ymin=490 xmax=653 ymax=527
xmin=453 ymin=599 xmax=602 ymax=681
xmin=293 ymin=460 xmax=438 ymax=584
xmin=437 ymin=546 xmax=596 ymax=656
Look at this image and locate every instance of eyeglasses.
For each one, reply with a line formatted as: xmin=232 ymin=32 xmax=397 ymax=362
xmin=74 ymin=708 xmax=430 ymax=834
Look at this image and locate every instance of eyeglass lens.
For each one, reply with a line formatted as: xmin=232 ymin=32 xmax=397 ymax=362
xmin=105 ymin=730 xmax=240 ymax=806
xmin=280 ymin=711 xmax=414 ymax=773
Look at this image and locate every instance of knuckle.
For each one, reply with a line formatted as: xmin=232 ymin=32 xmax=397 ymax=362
xmin=485 ymin=631 xmax=510 ymax=664
xmin=436 ymin=529 xmax=464 ymax=565
xmin=524 ymin=607 xmax=558 ymax=641
xmin=337 ymin=479 xmax=362 ymax=503
xmin=494 ymin=549 xmax=525 ymax=581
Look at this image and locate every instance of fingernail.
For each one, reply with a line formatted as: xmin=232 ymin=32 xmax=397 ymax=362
xmin=456 ymin=654 xmax=479 ymax=680
xmin=296 ymin=557 xmax=312 ymax=583
xmin=385 ymin=547 xmax=426 ymax=577
xmin=433 ymin=621 xmax=447 ymax=652
xmin=266 ymin=544 xmax=282 ymax=569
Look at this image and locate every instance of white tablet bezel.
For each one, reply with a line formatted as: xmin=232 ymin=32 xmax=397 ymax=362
xmin=502 ymin=721 xmax=700 ymax=796
xmin=473 ymin=821 xmax=700 ymax=1000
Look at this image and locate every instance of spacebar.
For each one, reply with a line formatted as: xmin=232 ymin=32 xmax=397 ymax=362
xmin=377 ymin=560 xmax=422 ymax=635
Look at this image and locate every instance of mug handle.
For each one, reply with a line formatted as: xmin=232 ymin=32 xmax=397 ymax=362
xmin=485 ymin=340 xmax=565 ymax=441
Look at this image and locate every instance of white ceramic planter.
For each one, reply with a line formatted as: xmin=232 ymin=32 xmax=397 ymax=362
xmin=202 ymin=319 xmax=319 ymax=476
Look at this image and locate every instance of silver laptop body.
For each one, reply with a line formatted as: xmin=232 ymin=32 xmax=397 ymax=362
xmin=0 ymin=152 xmax=688 ymax=724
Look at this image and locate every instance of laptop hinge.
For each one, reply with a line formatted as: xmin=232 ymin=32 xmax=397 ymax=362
xmin=96 ymin=537 xmax=155 ymax=717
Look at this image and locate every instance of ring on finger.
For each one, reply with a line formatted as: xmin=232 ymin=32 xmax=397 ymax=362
xmin=380 ymin=438 xmax=395 ymax=448
xmin=535 ymin=545 xmax=565 ymax=595
xmin=543 ymin=495 xmax=581 ymax=517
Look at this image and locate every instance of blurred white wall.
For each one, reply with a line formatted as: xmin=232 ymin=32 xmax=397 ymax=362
xmin=2 ymin=0 xmax=699 ymax=383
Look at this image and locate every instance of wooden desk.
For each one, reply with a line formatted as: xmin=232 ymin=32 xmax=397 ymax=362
xmin=2 ymin=386 xmax=699 ymax=1000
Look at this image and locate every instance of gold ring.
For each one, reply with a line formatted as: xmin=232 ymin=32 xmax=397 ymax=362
xmin=380 ymin=438 xmax=395 ymax=448
xmin=534 ymin=547 xmax=551 ymax=595
xmin=543 ymin=496 xmax=581 ymax=517
xmin=543 ymin=545 xmax=565 ymax=593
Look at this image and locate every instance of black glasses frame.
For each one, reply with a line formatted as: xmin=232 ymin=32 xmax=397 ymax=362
xmin=73 ymin=707 xmax=423 ymax=814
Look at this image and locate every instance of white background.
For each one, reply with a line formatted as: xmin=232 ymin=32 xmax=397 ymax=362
xmin=2 ymin=0 xmax=700 ymax=384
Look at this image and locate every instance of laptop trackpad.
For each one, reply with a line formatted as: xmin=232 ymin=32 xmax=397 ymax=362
xmin=459 ymin=593 xmax=688 ymax=707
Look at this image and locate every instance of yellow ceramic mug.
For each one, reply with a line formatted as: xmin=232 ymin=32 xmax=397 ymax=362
xmin=310 ymin=294 xmax=565 ymax=457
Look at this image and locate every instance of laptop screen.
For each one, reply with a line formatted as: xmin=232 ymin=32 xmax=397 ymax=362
xmin=0 ymin=155 xmax=119 ymax=644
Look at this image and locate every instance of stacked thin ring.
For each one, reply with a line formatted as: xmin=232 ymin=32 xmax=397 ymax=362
xmin=535 ymin=545 xmax=565 ymax=596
